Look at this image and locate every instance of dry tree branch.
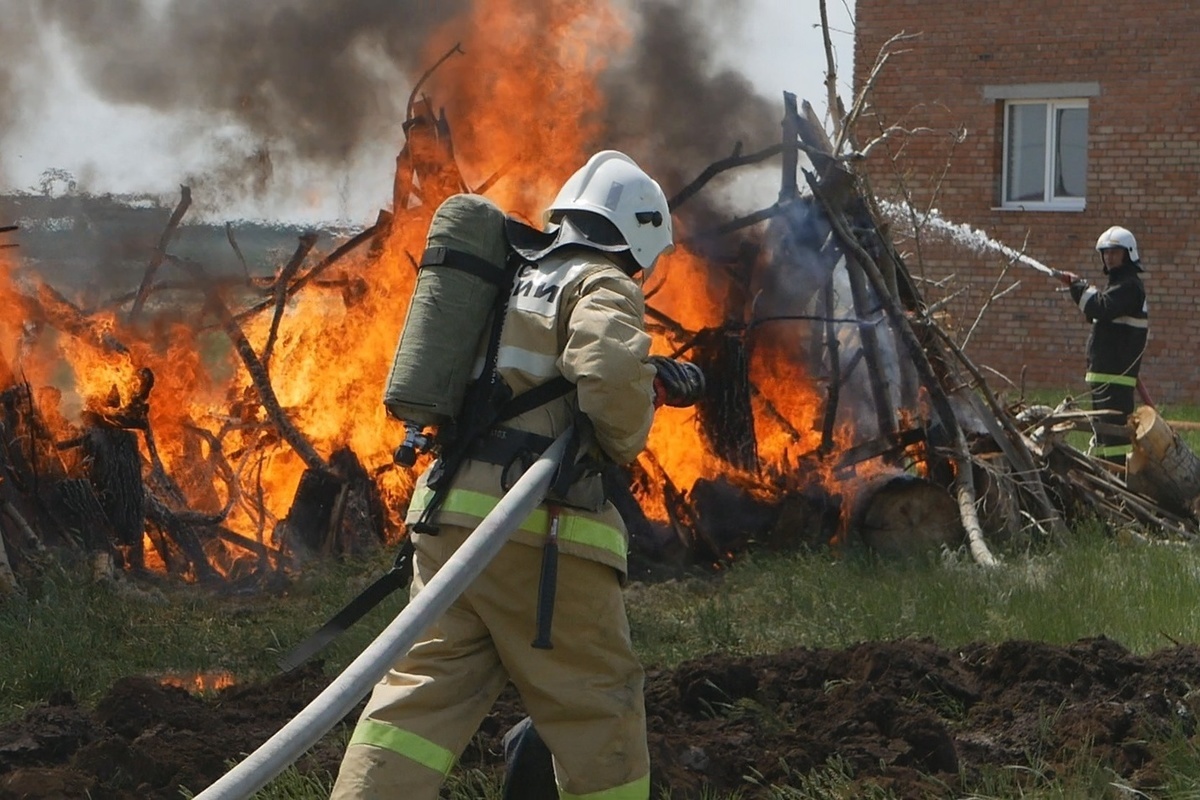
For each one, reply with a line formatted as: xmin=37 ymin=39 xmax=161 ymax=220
xmin=129 ymin=185 xmax=191 ymax=323
xmin=668 ymin=143 xmax=785 ymax=211
xmin=818 ymin=0 xmax=846 ymax=141
xmin=832 ymin=31 xmax=920 ymax=157
xmin=962 ymin=276 xmax=1021 ymax=350
xmin=924 ymin=287 xmax=967 ymax=315
xmin=928 ymin=323 xmax=1069 ymax=540
xmin=168 ymin=255 xmax=328 ymax=474
xmin=853 ymin=125 xmax=940 ymax=161
xmin=262 ymin=232 xmax=319 ymax=371
xmin=225 ymin=222 xmax=252 ymax=284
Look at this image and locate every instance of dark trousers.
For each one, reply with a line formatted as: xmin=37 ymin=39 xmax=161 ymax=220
xmin=1089 ymin=381 xmax=1135 ymax=464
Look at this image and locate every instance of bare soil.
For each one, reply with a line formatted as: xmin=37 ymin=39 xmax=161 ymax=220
xmin=2 ymin=635 xmax=1199 ymax=798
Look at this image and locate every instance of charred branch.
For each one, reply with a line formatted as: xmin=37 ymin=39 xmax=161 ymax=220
xmin=262 ymin=232 xmax=320 ymax=371
xmin=669 ymin=143 xmax=785 ymax=212
xmin=129 ymin=185 xmax=192 ymax=322
xmin=169 ymin=255 xmax=328 ymax=474
xmin=235 ymin=221 xmax=380 ymax=322
xmin=225 ymin=222 xmax=252 ymax=283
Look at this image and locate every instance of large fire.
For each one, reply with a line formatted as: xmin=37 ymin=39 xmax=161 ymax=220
xmin=0 ymin=0 xmax=887 ymax=579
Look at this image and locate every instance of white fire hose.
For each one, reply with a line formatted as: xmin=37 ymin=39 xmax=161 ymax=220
xmin=194 ymin=426 xmax=573 ymax=800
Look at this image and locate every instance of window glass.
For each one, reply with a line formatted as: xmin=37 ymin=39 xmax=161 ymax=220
xmin=1002 ymin=99 xmax=1087 ymax=208
xmin=1054 ymin=106 xmax=1088 ymax=198
xmin=1005 ymin=103 xmax=1047 ymax=203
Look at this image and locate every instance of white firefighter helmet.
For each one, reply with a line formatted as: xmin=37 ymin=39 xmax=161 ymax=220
xmin=1095 ymin=225 xmax=1139 ymax=263
xmin=546 ymin=150 xmax=674 ymax=275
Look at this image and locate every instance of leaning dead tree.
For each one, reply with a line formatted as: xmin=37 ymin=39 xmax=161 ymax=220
xmin=637 ymin=88 xmax=1200 ymax=568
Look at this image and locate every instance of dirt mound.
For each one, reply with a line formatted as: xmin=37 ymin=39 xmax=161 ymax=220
xmin=3 ymin=636 xmax=1199 ymax=798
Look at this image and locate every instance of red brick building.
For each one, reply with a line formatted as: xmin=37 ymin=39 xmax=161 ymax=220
xmin=853 ymin=1 xmax=1200 ymax=405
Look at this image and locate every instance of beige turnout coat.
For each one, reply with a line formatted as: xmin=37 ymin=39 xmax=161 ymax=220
xmin=335 ymin=246 xmax=657 ymax=800
xmin=405 ymin=248 xmax=656 ymax=576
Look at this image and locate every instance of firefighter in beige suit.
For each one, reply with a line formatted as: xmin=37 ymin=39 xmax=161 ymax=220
xmin=332 ymin=151 xmax=690 ymax=799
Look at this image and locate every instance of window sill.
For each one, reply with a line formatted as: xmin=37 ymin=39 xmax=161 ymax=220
xmin=993 ymin=204 xmax=1087 ymax=213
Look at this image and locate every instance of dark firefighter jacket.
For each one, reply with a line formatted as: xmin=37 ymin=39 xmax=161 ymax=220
xmin=1067 ymin=262 xmax=1148 ymax=387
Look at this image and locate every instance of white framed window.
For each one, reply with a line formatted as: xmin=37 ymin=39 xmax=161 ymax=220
xmin=1002 ymin=99 xmax=1088 ymax=210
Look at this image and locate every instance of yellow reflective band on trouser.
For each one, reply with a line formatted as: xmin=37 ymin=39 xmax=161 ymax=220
xmin=562 ymin=773 xmax=651 ymax=800
xmin=1091 ymin=443 xmax=1132 ymax=457
xmin=409 ymin=487 xmax=628 ymax=561
xmin=348 ymin=719 xmax=455 ymax=776
xmin=1085 ymin=371 xmax=1138 ymax=388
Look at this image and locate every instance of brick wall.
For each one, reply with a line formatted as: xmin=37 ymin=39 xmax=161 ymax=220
xmin=853 ymin=0 xmax=1200 ymax=405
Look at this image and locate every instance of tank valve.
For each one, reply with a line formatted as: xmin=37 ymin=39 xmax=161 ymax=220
xmin=393 ymin=421 xmax=434 ymax=467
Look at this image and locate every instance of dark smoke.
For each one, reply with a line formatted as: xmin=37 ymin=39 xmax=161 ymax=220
xmin=0 ymin=4 xmax=45 ymax=180
xmin=603 ymin=0 xmax=781 ymax=194
xmin=9 ymin=0 xmax=788 ymax=222
xmin=32 ymin=0 xmax=467 ymax=161
xmin=601 ymin=0 xmax=784 ymax=249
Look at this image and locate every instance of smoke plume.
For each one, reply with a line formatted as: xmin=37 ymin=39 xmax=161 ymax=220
xmin=3 ymin=0 xmax=787 ymax=221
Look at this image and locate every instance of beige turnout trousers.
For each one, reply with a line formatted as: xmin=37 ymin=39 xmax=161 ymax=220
xmin=330 ymin=523 xmax=650 ymax=799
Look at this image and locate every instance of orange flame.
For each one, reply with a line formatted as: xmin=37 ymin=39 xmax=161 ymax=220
xmin=158 ymin=671 xmax=236 ymax=694
xmin=0 ymin=0 xmax=895 ymax=571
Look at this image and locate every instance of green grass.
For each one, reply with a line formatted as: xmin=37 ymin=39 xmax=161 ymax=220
xmin=7 ymin=396 xmax=1200 ymax=797
xmin=627 ymin=523 xmax=1200 ymax=669
xmin=0 ymin=547 xmax=407 ymax=721
xmin=9 ymin=528 xmax=1200 ymax=797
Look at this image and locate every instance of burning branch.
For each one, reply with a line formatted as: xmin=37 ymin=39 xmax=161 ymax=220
xmin=235 ymin=221 xmax=381 ymax=322
xmin=806 ymin=166 xmax=997 ymax=566
xmin=29 ymin=281 xmax=130 ymax=355
xmin=169 ymin=255 xmax=328 ymax=474
xmin=129 ymin=185 xmax=192 ymax=323
xmin=262 ymin=232 xmax=319 ymax=371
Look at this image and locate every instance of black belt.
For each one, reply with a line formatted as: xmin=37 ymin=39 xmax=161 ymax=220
xmin=468 ymin=427 xmax=555 ymax=469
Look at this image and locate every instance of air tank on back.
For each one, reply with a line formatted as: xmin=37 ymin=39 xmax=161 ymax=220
xmin=383 ymin=193 xmax=511 ymax=463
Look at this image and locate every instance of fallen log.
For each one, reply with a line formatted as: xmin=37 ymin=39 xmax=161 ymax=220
xmin=1126 ymin=406 xmax=1200 ymax=517
xmin=850 ymin=471 xmax=964 ymax=559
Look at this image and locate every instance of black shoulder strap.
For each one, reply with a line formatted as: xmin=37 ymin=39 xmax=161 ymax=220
xmin=496 ymin=376 xmax=574 ymax=422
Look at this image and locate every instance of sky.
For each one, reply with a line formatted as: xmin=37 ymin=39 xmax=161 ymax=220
xmin=0 ymin=0 xmax=855 ymax=225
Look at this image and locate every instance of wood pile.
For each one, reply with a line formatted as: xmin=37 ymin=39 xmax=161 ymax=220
xmin=625 ymin=90 xmax=1200 ymax=569
xmin=2 ymin=86 xmax=1199 ymax=599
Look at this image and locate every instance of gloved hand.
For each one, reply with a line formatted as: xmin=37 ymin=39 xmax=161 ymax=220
xmin=649 ymin=356 xmax=705 ymax=408
xmin=1056 ymin=270 xmax=1081 ymax=286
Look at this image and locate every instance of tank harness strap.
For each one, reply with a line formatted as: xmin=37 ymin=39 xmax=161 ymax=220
xmin=421 ymin=245 xmax=511 ymax=287
xmin=531 ymin=505 xmax=561 ymax=650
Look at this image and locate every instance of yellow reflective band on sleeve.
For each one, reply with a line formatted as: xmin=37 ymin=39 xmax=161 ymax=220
xmin=1085 ymin=371 xmax=1138 ymax=388
xmin=410 ymin=487 xmax=627 ymax=561
xmin=1090 ymin=443 xmax=1132 ymax=457
xmin=561 ymin=773 xmax=651 ymax=800
xmin=349 ymin=719 xmax=455 ymax=776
